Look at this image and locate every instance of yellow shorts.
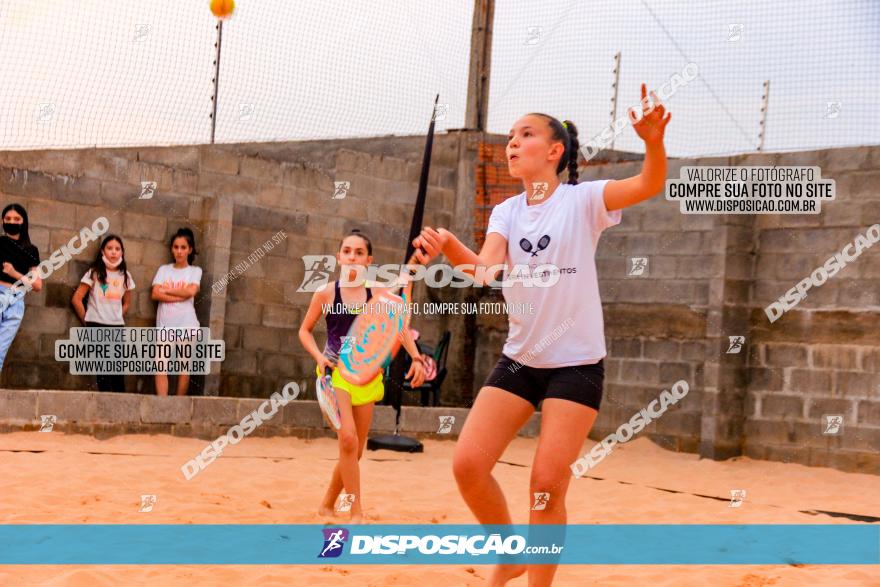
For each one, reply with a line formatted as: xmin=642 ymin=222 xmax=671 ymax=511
xmin=315 ymin=364 xmax=384 ymax=407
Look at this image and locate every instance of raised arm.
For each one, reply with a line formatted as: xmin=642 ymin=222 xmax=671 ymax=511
xmin=604 ymin=83 xmax=671 ymax=212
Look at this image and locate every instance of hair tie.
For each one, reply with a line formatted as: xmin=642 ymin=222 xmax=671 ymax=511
xmin=562 ymin=121 xmax=568 ymax=129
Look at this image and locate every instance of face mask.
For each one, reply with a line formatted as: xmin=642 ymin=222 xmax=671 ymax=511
xmin=102 ymin=254 xmax=122 ymax=269
xmin=3 ymin=223 xmax=22 ymax=236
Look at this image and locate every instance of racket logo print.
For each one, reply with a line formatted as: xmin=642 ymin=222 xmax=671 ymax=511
xmin=319 ymin=528 xmax=349 ymax=558
xmin=298 ymin=255 xmax=337 ymax=292
xmin=519 ymin=235 xmax=551 ymax=258
xmin=520 ymin=234 xmax=551 ymax=271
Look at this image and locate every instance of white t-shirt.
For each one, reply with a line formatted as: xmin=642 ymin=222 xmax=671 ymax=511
xmin=486 ymin=179 xmax=619 ymax=367
xmin=81 ymin=269 xmax=136 ymax=325
xmin=152 ymin=264 xmax=202 ymax=328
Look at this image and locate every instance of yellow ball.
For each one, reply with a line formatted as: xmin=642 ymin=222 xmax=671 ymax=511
xmin=209 ymin=0 xmax=235 ymax=19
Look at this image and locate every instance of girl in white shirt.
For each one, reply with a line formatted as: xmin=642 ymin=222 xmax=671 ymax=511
xmin=413 ymin=85 xmax=671 ymax=586
xmin=72 ymin=235 xmax=135 ymax=392
xmin=151 ymin=228 xmax=202 ymax=396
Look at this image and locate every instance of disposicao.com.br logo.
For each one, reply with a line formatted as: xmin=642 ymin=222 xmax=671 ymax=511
xmin=297 ymin=256 xmax=565 ymax=292
xmin=318 ymin=527 xmax=563 ymax=559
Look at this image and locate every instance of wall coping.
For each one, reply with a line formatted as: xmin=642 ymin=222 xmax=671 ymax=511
xmin=0 ymin=388 xmax=541 ymax=440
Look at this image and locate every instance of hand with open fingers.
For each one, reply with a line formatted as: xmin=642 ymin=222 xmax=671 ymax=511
xmin=406 ymin=357 xmax=426 ymax=388
xmin=629 ymin=83 xmax=672 ymax=145
xmin=412 ymin=227 xmax=448 ymax=264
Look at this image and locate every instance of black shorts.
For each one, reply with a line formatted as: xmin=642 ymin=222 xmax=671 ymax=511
xmin=483 ymin=354 xmax=604 ymax=411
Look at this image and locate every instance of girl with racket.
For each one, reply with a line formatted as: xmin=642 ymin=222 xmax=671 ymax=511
xmin=299 ymin=229 xmax=426 ymax=523
xmin=413 ymin=85 xmax=670 ymax=585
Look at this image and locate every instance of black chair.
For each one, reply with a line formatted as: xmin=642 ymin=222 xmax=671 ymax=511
xmin=402 ymin=330 xmax=450 ymax=407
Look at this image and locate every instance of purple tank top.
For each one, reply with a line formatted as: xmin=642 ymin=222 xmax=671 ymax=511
xmin=323 ymin=281 xmax=372 ymax=361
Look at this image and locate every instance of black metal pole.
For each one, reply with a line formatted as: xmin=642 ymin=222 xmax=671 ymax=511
xmin=210 ymin=21 xmax=223 ymax=144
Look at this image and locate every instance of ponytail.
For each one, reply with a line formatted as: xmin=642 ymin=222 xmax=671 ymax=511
xmin=562 ymin=120 xmax=580 ymax=185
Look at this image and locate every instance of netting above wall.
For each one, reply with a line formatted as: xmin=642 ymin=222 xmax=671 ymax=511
xmin=488 ymin=0 xmax=880 ymax=158
xmin=0 ymin=0 xmax=473 ymax=150
xmin=0 ymin=1 xmax=216 ymax=149
xmin=2 ymin=1 xmax=877 ymax=156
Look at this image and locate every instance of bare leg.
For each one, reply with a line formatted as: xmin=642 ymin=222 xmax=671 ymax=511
xmin=154 ymin=373 xmax=168 ymax=396
xmin=452 ymin=386 xmax=534 ymax=586
xmin=319 ymin=391 xmax=369 ymax=523
xmin=176 ymin=372 xmax=190 ymax=396
xmin=319 ymin=401 xmax=374 ymax=518
xmin=527 ymin=399 xmax=598 ymax=587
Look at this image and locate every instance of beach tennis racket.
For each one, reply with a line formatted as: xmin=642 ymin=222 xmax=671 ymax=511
xmin=316 ymin=366 xmax=342 ymax=430
xmin=337 ymin=95 xmax=439 ymax=386
xmin=336 ymin=260 xmax=417 ymax=385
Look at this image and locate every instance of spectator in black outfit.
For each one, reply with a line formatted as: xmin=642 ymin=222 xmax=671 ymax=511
xmin=0 ymin=203 xmax=42 ymax=372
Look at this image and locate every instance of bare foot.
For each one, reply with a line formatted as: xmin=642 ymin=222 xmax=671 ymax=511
xmin=349 ymin=507 xmax=364 ymax=524
xmin=487 ymin=563 xmax=526 ymax=586
xmin=318 ymin=504 xmax=335 ymax=517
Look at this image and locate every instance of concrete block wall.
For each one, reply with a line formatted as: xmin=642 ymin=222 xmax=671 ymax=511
xmin=0 ymin=389 xmax=542 ymax=441
xmin=745 ymin=148 xmax=880 ymax=471
xmin=0 ymin=135 xmax=466 ymax=399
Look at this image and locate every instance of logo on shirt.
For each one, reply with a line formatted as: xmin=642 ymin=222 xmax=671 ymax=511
xmin=519 ymin=235 xmax=551 ymax=258
xmin=99 ymin=276 xmax=126 ymax=301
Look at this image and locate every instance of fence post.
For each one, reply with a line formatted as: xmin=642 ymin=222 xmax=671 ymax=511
xmin=464 ymin=0 xmax=495 ymax=131
xmin=757 ymin=80 xmax=770 ymax=151
xmin=609 ymin=51 xmax=622 ymax=151
xmin=209 ymin=21 xmax=224 ymax=144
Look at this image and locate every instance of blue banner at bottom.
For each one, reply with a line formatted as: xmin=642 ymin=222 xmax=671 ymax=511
xmin=0 ymin=525 xmax=877 ymax=565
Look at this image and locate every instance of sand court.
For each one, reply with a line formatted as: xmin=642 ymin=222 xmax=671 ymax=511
xmin=0 ymin=431 xmax=877 ymax=586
